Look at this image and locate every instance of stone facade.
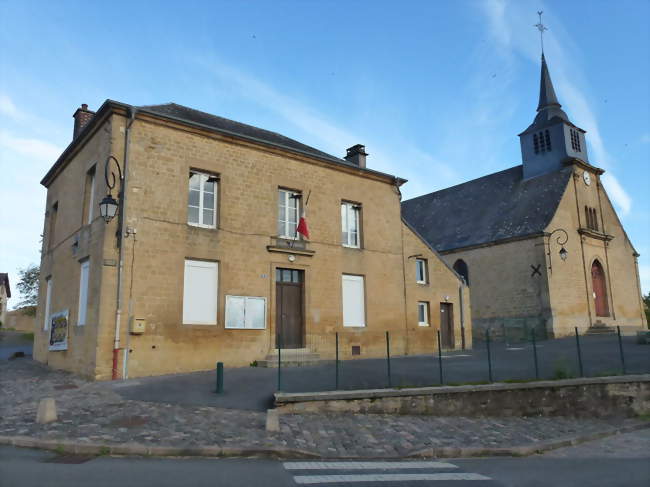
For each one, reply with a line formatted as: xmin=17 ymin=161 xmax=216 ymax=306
xmin=33 ymin=102 xmax=469 ymax=380
xmin=5 ymin=308 xmax=36 ymax=332
xmin=439 ymin=163 xmax=646 ymax=340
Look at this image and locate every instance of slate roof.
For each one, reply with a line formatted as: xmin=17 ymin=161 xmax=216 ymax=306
xmin=139 ymin=103 xmax=346 ymax=164
xmin=401 ymin=165 xmax=573 ymax=253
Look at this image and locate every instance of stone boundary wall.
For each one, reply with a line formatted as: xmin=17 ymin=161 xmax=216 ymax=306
xmin=275 ymin=375 xmax=650 ymax=418
xmin=4 ymin=309 xmax=36 ymax=333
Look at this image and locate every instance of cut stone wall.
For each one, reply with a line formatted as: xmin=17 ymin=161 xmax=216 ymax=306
xmin=275 ymin=375 xmax=650 ymax=418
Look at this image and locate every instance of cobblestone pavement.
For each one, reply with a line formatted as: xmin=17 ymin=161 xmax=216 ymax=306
xmin=1 ymin=359 xmax=645 ymax=458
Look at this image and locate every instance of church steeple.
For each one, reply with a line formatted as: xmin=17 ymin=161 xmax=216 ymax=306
xmin=519 ymin=52 xmax=589 ymax=179
xmin=538 ymin=53 xmax=561 ymax=110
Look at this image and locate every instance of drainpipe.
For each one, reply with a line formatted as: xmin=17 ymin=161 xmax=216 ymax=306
xmin=112 ymin=107 xmax=136 ymax=380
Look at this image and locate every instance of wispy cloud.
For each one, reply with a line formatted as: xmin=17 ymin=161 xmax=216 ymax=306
xmin=0 ymin=94 xmax=23 ymax=120
xmin=192 ymin=55 xmax=461 ymax=196
xmin=481 ymin=0 xmax=633 ymax=215
xmin=0 ymin=130 xmax=62 ymax=162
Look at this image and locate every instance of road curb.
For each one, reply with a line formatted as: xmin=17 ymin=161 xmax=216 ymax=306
xmin=0 ymin=421 xmax=648 ymax=460
xmin=407 ymin=421 xmax=650 ymax=458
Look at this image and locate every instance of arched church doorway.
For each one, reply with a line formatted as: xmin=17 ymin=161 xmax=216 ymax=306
xmin=453 ymin=259 xmax=469 ymax=285
xmin=591 ymin=260 xmax=609 ymax=317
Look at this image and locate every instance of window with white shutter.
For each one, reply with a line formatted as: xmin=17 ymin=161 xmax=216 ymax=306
xmin=188 ymin=171 xmax=218 ymax=228
xmin=43 ymin=277 xmax=52 ymax=330
xmin=183 ymin=260 xmax=218 ymax=325
xmin=78 ymin=260 xmax=90 ymax=325
xmin=225 ymin=296 xmax=266 ymax=329
xmin=342 ymin=274 xmax=365 ymax=327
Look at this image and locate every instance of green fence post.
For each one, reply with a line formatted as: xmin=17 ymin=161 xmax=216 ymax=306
xmin=531 ymin=329 xmax=539 ymax=380
xmin=277 ymin=334 xmax=282 ymax=392
xmin=486 ymin=328 xmax=493 ymax=383
xmin=574 ymin=327 xmax=584 ymax=377
xmin=386 ymin=331 xmax=392 ymax=388
xmin=617 ymin=326 xmax=626 ymax=375
xmin=335 ymin=332 xmax=340 ymax=390
xmin=437 ymin=329 xmax=443 ymax=385
xmin=215 ymin=362 xmax=224 ymax=393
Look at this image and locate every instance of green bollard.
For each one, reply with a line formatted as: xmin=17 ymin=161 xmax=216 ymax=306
xmin=215 ymin=362 xmax=224 ymax=393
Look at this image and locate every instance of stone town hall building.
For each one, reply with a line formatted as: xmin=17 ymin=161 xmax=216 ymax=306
xmin=34 ymin=101 xmax=470 ymax=380
xmin=403 ymin=54 xmax=647 ymax=340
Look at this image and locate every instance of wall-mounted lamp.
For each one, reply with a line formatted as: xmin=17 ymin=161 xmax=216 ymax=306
xmin=99 ymin=155 xmax=123 ymax=224
xmin=547 ymin=228 xmax=569 ymax=273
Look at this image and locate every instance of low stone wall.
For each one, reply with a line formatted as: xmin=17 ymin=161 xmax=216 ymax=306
xmin=275 ymin=375 xmax=650 ymax=418
xmin=5 ymin=309 xmax=36 ymax=333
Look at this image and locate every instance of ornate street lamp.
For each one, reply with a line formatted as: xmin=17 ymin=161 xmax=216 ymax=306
xmin=99 ymin=155 xmax=123 ymax=224
xmin=547 ymin=228 xmax=569 ymax=273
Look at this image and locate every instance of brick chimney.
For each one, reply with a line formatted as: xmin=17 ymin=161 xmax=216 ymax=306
xmin=344 ymin=144 xmax=368 ymax=168
xmin=73 ymin=104 xmax=95 ymax=139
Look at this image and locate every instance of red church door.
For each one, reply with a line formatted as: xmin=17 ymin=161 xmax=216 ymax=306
xmin=591 ymin=260 xmax=609 ymax=317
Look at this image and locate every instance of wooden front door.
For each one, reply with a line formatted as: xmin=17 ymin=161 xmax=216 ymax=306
xmin=275 ymin=268 xmax=304 ymax=349
xmin=591 ymin=260 xmax=610 ymax=317
xmin=439 ymin=303 xmax=454 ymax=349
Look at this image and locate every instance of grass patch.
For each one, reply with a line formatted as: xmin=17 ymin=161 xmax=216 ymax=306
xmin=54 ymin=445 xmax=65 ymax=455
xmin=98 ymin=446 xmax=110 ymax=456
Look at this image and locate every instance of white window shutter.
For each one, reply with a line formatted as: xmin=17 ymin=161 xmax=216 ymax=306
xmin=342 ymin=274 xmax=365 ymax=327
xmin=78 ymin=260 xmax=90 ymax=325
xmin=183 ymin=260 xmax=218 ymax=325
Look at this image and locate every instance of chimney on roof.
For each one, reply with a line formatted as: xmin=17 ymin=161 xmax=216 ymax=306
xmin=73 ymin=104 xmax=95 ymax=139
xmin=344 ymin=144 xmax=368 ymax=168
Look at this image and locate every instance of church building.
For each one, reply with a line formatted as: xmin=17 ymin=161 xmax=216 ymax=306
xmin=402 ymin=54 xmax=647 ymax=340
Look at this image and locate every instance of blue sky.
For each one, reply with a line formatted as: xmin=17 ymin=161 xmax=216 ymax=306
xmin=0 ymin=0 xmax=648 ymax=307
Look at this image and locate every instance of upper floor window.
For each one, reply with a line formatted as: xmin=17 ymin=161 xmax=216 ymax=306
xmin=585 ymin=206 xmax=599 ymax=231
xmin=278 ymin=189 xmax=300 ymax=239
xmin=570 ymin=129 xmax=582 ymax=152
xmin=415 ymin=258 xmax=428 ymax=284
xmin=77 ymin=259 xmax=90 ymax=326
xmin=48 ymin=202 xmax=58 ymax=250
xmin=453 ymin=259 xmax=469 ymax=285
xmin=341 ymin=201 xmax=361 ymax=248
xmin=84 ymin=166 xmax=96 ymax=225
xmin=188 ymin=171 xmax=218 ymax=228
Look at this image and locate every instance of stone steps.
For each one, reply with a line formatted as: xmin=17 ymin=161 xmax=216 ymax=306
xmin=258 ymin=348 xmax=322 ymax=367
xmin=585 ymin=325 xmax=617 ymax=335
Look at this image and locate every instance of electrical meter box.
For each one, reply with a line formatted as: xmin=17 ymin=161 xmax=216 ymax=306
xmin=130 ymin=318 xmax=146 ymax=334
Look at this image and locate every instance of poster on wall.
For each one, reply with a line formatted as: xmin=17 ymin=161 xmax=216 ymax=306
xmin=48 ymin=310 xmax=69 ymax=351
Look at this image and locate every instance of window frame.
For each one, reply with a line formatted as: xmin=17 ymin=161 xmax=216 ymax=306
xmin=84 ymin=166 xmax=96 ymax=225
xmin=415 ymin=258 xmax=428 ymax=284
xmin=225 ymin=295 xmax=267 ymax=330
xmin=341 ymin=201 xmax=361 ymax=248
xmin=187 ymin=171 xmax=218 ymax=229
xmin=182 ymin=259 xmax=219 ymax=325
xmin=342 ymin=274 xmax=366 ymax=327
xmin=417 ymin=301 xmax=430 ymax=326
xmin=277 ymin=188 xmax=301 ymax=240
xmin=77 ymin=259 xmax=90 ymax=326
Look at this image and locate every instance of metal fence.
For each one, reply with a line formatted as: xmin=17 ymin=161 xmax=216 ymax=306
xmin=269 ymin=326 xmax=648 ymax=394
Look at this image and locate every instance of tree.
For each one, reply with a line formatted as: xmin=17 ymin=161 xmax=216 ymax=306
xmin=16 ymin=264 xmax=39 ymax=311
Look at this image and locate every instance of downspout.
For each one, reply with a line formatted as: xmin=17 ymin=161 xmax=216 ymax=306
xmin=112 ymin=107 xmax=136 ymax=380
xmin=396 ymin=180 xmax=410 ymax=355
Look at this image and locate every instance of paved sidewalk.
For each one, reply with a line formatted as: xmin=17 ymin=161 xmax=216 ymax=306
xmin=1 ymin=358 xmax=647 ymax=458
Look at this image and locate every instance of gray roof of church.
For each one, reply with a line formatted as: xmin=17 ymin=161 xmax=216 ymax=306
xmin=401 ymin=165 xmax=573 ymax=252
xmin=139 ymin=103 xmax=346 ymax=164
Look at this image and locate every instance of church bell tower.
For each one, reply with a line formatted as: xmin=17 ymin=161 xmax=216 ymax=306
xmin=519 ymin=53 xmax=590 ymax=179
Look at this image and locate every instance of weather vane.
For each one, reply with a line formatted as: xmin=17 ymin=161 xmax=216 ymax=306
xmin=534 ymin=10 xmax=547 ymax=54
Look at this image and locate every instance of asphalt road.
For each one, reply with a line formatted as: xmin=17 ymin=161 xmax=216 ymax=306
xmin=113 ymin=334 xmax=650 ymax=411
xmin=1 ymin=430 xmax=648 ymax=487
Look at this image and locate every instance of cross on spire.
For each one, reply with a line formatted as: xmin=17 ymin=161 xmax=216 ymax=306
xmin=534 ymin=11 xmax=547 ymax=54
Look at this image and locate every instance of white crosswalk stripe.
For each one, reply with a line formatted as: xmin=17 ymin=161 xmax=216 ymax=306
xmin=292 ymin=473 xmax=491 ymax=484
xmin=283 ymin=460 xmax=492 ymax=485
xmin=283 ymin=461 xmax=458 ymax=470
